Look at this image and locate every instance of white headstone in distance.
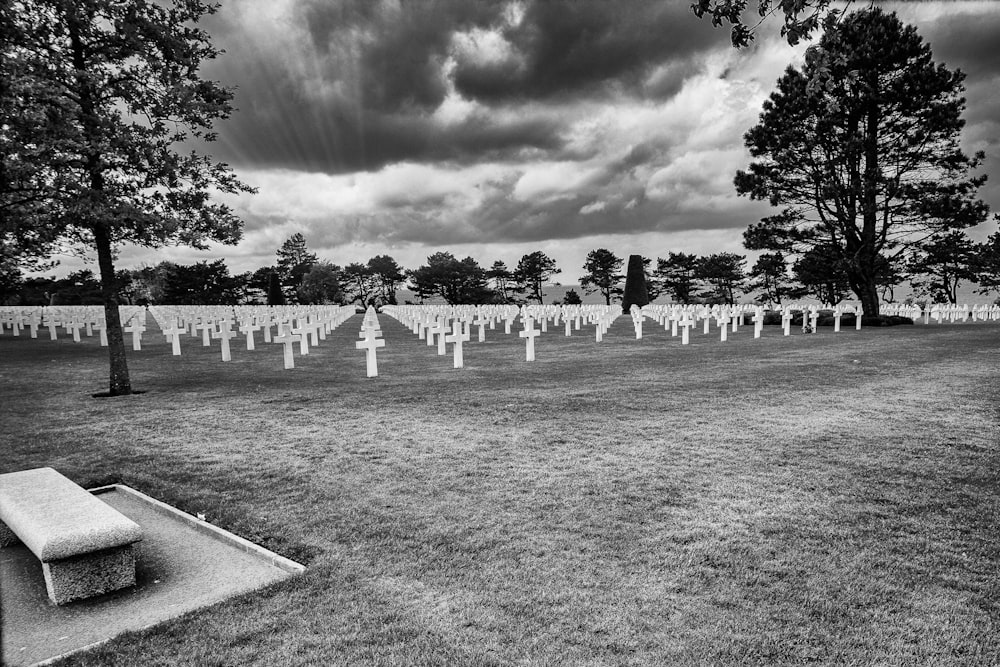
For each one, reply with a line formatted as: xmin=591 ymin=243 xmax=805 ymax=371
xmin=474 ymin=313 xmax=488 ymax=343
xmin=213 ymin=319 xmax=237 ymax=362
xmin=197 ymin=319 xmax=213 ymax=346
xmin=273 ymin=326 xmax=301 ymax=369
xmin=124 ymin=318 xmax=143 ymax=351
xmin=445 ymin=320 xmax=470 ymax=369
xmin=355 ymin=331 xmax=385 ymax=377
xmin=162 ymin=319 xmax=184 ymax=356
xmin=434 ymin=318 xmax=448 ymax=355
xmin=291 ymin=319 xmax=310 ymax=355
xmin=519 ymin=316 xmax=540 ymax=361
xmin=679 ymin=312 xmax=694 ymax=345
xmin=240 ymin=320 xmax=259 ymax=350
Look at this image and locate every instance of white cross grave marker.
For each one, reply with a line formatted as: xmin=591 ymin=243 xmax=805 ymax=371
xmin=273 ymin=326 xmax=301 ymax=370
xmin=520 ymin=316 xmax=540 ymax=361
xmin=124 ymin=318 xmax=143 ymax=351
xmin=679 ymin=312 xmax=694 ymax=345
xmin=240 ymin=320 xmax=259 ymax=350
xmin=213 ymin=320 xmax=237 ymax=362
xmin=356 ymin=331 xmax=385 ymax=377
xmin=445 ymin=320 xmax=471 ymax=368
xmin=162 ymin=319 xmax=184 ymax=356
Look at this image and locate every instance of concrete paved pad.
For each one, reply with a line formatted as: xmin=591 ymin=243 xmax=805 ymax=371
xmin=1 ymin=485 xmax=304 ymax=666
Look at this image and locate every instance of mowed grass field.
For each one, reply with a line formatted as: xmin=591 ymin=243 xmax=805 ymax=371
xmin=2 ymin=313 xmax=999 ymax=665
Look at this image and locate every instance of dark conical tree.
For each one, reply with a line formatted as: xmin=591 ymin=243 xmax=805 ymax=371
xmin=621 ymin=255 xmax=650 ymax=314
xmin=267 ymin=272 xmax=286 ymax=306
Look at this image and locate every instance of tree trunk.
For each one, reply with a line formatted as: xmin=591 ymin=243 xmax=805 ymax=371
xmin=94 ymin=224 xmax=132 ymax=396
xmin=855 ymin=278 xmax=880 ymax=317
xmin=859 ymin=85 xmax=882 ymax=317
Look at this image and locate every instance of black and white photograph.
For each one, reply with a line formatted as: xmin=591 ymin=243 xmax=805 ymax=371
xmin=2 ymin=1 xmax=999 ymax=664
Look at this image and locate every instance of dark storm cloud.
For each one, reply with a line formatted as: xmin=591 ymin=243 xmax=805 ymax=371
xmin=919 ymin=9 xmax=1000 ymax=81
xmin=214 ymin=97 xmax=565 ymax=173
xmin=296 ymin=0 xmax=493 ymax=112
xmin=199 ymin=0 xmax=722 ymax=173
xmin=452 ymin=0 xmax=719 ymax=102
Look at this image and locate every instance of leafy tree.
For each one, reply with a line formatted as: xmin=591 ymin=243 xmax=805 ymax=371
xmin=696 ymin=253 xmax=746 ymax=305
xmin=161 ymin=260 xmax=241 ymax=305
xmin=130 ymin=264 xmax=170 ymax=304
xmin=341 ymin=262 xmax=379 ymax=308
xmin=641 ymin=256 xmax=666 ymax=302
xmin=115 ymin=269 xmax=139 ymax=305
xmin=275 ymin=233 xmax=318 ymax=301
xmin=621 ymin=254 xmax=650 ymax=313
xmin=580 ymin=248 xmax=624 ymax=305
xmin=298 ymin=261 xmax=344 ymax=305
xmin=874 ymin=255 xmax=907 ymax=304
xmin=562 ymin=288 xmax=583 ymax=305
xmin=691 ymin=0 xmax=848 ymax=47
xmin=243 ymin=266 xmax=275 ymax=303
xmin=1 ymin=0 xmax=253 ymax=394
xmin=791 ymin=245 xmax=851 ymax=304
xmin=486 ymin=260 xmax=522 ymax=303
xmin=41 ymin=269 xmax=104 ymax=305
xmin=409 ymin=252 xmax=494 ymax=305
xmin=737 ymin=8 xmax=989 ymax=317
xmin=515 ymin=251 xmax=560 ymax=305
xmin=907 ymin=231 xmax=979 ymax=304
xmin=654 ymin=253 xmax=700 ymax=303
xmin=748 ymin=252 xmax=794 ymax=306
xmin=975 ymin=230 xmax=1000 ymax=298
xmin=0 ymin=251 xmax=24 ymax=305
xmin=367 ymin=255 xmax=405 ymax=306
xmin=19 ymin=276 xmax=57 ymax=305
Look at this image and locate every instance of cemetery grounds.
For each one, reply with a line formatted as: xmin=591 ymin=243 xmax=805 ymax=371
xmin=1 ymin=311 xmax=999 ymax=665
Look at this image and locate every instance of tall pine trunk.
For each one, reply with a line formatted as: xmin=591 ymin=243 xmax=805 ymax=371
xmin=94 ymin=224 xmax=132 ymax=396
xmin=860 ymin=88 xmax=882 ymax=317
xmin=855 ymin=279 xmax=881 ymax=318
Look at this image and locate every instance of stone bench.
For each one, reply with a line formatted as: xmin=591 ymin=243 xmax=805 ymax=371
xmin=0 ymin=467 xmax=143 ymax=605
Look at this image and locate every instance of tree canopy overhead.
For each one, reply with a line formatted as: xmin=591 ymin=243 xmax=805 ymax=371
xmin=1 ymin=0 xmax=253 ymax=394
xmin=691 ymin=0 xmax=855 ymax=47
xmin=736 ymin=8 xmax=989 ymax=315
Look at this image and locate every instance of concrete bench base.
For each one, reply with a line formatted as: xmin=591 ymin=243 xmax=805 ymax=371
xmin=0 ymin=467 xmax=143 ymax=605
xmin=42 ymin=544 xmax=137 ymax=605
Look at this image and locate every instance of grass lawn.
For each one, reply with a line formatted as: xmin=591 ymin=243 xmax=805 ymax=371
xmin=2 ymin=313 xmax=999 ymax=665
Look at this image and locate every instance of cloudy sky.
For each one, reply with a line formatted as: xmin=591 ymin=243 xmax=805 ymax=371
xmin=103 ymin=0 xmax=1000 ymax=281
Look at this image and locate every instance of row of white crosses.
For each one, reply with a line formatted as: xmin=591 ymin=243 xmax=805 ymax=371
xmin=382 ymin=304 xmax=624 ymax=363
xmin=924 ymin=303 xmax=1000 ymax=324
xmin=355 ymin=306 xmax=386 ymax=376
xmin=637 ymin=302 xmax=870 ymax=342
xmin=639 ymin=303 xmax=757 ymax=343
xmin=147 ymin=305 xmax=355 ymax=368
xmin=0 ymin=305 xmax=146 ymax=346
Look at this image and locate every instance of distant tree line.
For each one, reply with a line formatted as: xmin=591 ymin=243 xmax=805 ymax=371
xmin=5 ymin=231 xmax=1000 ymax=308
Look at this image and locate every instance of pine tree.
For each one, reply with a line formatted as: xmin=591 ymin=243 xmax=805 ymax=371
xmin=737 ymin=8 xmax=989 ymax=316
